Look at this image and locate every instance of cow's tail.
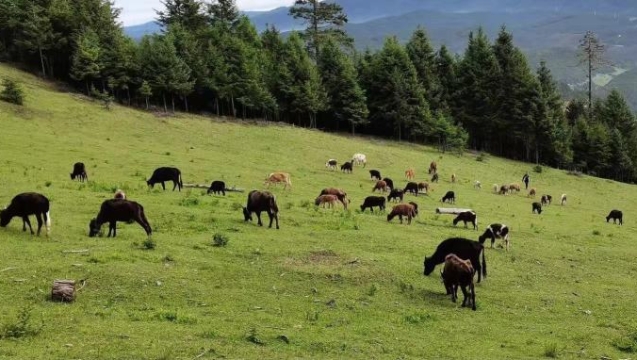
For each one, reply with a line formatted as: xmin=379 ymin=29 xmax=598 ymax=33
xmin=481 ymin=248 xmax=487 ymax=278
xmin=45 ymin=211 xmax=51 ymax=236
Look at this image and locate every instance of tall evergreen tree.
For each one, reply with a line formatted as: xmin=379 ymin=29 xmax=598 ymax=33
xmin=288 ymin=0 xmax=350 ymax=59
xmin=70 ymin=29 xmax=102 ymax=95
xmin=16 ymin=4 xmax=63 ymax=77
xmin=537 ymin=60 xmax=571 ymax=166
xmin=406 ymin=27 xmax=438 ymax=110
xmin=433 ymin=45 xmax=456 ymax=115
xmin=157 ymin=0 xmax=208 ymax=31
xmin=578 ymin=31 xmax=608 ymax=115
xmin=207 ymin=0 xmax=239 ymax=29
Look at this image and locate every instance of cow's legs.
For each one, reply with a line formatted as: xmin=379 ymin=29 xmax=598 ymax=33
xmin=23 ymin=216 xmax=34 ymax=234
xmin=35 ymin=213 xmax=43 ymax=236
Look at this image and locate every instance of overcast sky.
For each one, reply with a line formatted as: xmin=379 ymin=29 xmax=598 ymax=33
xmin=114 ymin=0 xmax=292 ymax=26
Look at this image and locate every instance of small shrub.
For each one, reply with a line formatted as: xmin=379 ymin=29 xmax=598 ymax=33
xmin=162 ymin=254 xmax=174 ymax=262
xmin=142 ymin=238 xmax=156 ymax=250
xmin=533 ymin=165 xmax=543 ymax=173
xmin=543 ymin=343 xmax=558 ymax=358
xmin=476 ymin=152 xmax=487 ymax=162
xmin=212 ymin=233 xmax=229 ymax=247
xmin=592 ymin=230 xmax=601 ymax=236
xmin=0 ymin=79 xmax=25 ymax=105
xmin=1 ymin=306 xmax=42 ymax=339
xmin=90 ymin=85 xmax=113 ymax=110
xmin=246 ymin=328 xmax=265 ymax=346
xmin=367 ymin=283 xmax=379 ymax=296
xmin=44 ymin=181 xmax=52 ymax=187
xmin=165 ymin=152 xmax=171 ymax=156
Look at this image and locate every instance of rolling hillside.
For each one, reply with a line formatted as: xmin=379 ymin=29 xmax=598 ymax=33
xmin=1 ymin=64 xmax=637 ymax=359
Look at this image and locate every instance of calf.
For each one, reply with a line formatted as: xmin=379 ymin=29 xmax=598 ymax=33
xmin=387 ymin=203 xmax=417 ymax=224
xmin=441 ymin=254 xmax=477 ymax=311
xmin=478 ymin=223 xmax=510 ymax=251
xmin=541 ymin=194 xmax=552 ymax=206
xmin=451 ymin=173 xmax=457 ymax=183
xmin=114 ymin=189 xmax=126 ymax=200
xmin=428 ymin=161 xmax=437 ymax=174
xmin=88 ymin=199 xmax=151 ymax=238
xmin=509 ymin=183 xmax=521 ymax=193
xmin=315 ymin=194 xmax=339 ymax=209
xmin=372 ymin=180 xmax=389 ymax=193
xmin=418 ymin=182 xmax=431 ymax=194
xmin=0 ymin=192 xmax=51 ymax=236
xmin=147 ymin=167 xmax=183 ymax=191
xmin=319 ymin=188 xmax=349 ymax=209
xmin=404 ymin=182 xmax=419 ymax=196
xmin=207 ymin=180 xmax=226 ymax=196
xmin=474 ymin=180 xmax=481 ymax=189
xmin=453 ymin=211 xmax=477 ymax=230
xmin=441 ymin=191 xmax=455 ymax=204
xmin=242 ymin=190 xmax=279 ymax=229
xmin=70 ymin=162 xmax=88 ymax=182
xmin=325 ymin=159 xmax=337 ymax=169
xmin=360 ymin=196 xmax=386 ymax=213
xmin=532 ymin=202 xmax=542 ymax=214
xmin=423 ymin=237 xmax=487 ymax=283
xmin=561 ymin=194 xmax=567 ymax=206
xmin=352 ymin=153 xmax=367 ymax=167
xmin=606 ymin=210 xmax=623 ymax=225
xmin=499 ymin=184 xmax=510 ymax=195
xmin=369 ymin=169 xmax=382 ymax=181
xmin=340 ymin=161 xmax=354 ymax=173
xmin=431 ymin=173 xmax=439 ymax=183
xmin=387 ymin=189 xmax=404 ymax=203
xmin=528 ymin=188 xmax=537 ymax=197
xmin=382 ymin=177 xmax=394 ymax=190
xmin=405 ymin=168 xmax=415 ymax=180
xmin=265 ymin=172 xmax=292 ymax=190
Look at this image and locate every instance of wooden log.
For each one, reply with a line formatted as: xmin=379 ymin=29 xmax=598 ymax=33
xmin=51 ymin=280 xmax=76 ymax=303
xmin=182 ymin=184 xmax=245 ymax=193
xmin=435 ymin=208 xmax=473 ymax=215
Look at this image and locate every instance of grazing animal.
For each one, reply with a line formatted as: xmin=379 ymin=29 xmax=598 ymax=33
xmin=387 ymin=203 xmax=417 ymax=224
xmin=417 ymin=182 xmax=431 ymax=194
xmin=369 ymin=169 xmax=382 ymax=181
xmin=431 ymin=172 xmax=439 ymax=183
xmin=423 ymin=237 xmax=487 ymax=283
xmin=340 ymin=161 xmax=354 ymax=173
xmin=147 ymin=167 xmax=183 ymax=191
xmin=606 ymin=210 xmax=623 ymax=225
xmin=88 ymin=199 xmax=151 ymax=238
xmin=360 ymin=196 xmax=386 ymax=213
xmin=242 ymin=190 xmax=279 ymax=229
xmin=319 ymin=188 xmax=349 ymax=209
xmin=70 ymin=162 xmax=88 ymax=182
xmin=441 ymin=191 xmax=455 ymax=204
xmin=114 ymin=189 xmax=126 ymax=200
xmin=441 ymin=254 xmax=477 ymax=311
xmin=265 ymin=172 xmax=292 ymax=190
xmin=325 ymin=159 xmax=337 ymax=169
xmin=0 ymin=192 xmax=51 ymax=236
xmin=372 ymin=180 xmax=389 ymax=193
xmin=352 ymin=153 xmax=367 ymax=167
xmin=382 ymin=177 xmax=394 ymax=190
xmin=207 ymin=180 xmax=226 ymax=196
xmin=387 ymin=189 xmax=404 ymax=203
xmin=428 ymin=161 xmax=437 ymax=174
xmin=408 ymin=201 xmax=419 ymax=215
xmin=528 ymin=188 xmax=536 ymax=197
xmin=492 ymin=184 xmax=499 ymax=193
xmin=541 ymin=194 xmax=552 ymax=206
xmin=474 ymin=180 xmax=481 ymax=189
xmin=561 ymin=194 xmax=567 ymax=206
xmin=315 ymin=194 xmax=340 ymax=208
xmin=451 ymin=173 xmax=457 ymax=183
xmin=404 ymin=182 xmax=419 ymax=196
xmin=405 ymin=168 xmax=415 ymax=180
xmin=532 ymin=202 xmax=542 ymax=214
xmin=478 ymin=223 xmax=510 ymax=251
xmin=453 ymin=211 xmax=478 ymax=230
xmin=499 ymin=184 xmax=510 ymax=195
xmin=509 ymin=183 xmax=521 ymax=193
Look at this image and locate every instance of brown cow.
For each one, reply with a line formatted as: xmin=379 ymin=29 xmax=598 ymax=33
xmin=372 ymin=180 xmax=389 ymax=193
xmin=441 ymin=253 xmax=477 ymax=311
xmin=405 ymin=168 xmax=415 ymax=180
xmin=428 ymin=161 xmax=437 ymax=174
xmin=387 ymin=203 xmax=417 ymax=224
xmin=417 ymin=182 xmax=431 ymax=194
xmin=509 ymin=183 xmax=521 ymax=193
xmin=319 ymin=188 xmax=349 ymax=209
xmin=265 ymin=172 xmax=292 ymax=190
xmin=451 ymin=173 xmax=457 ymax=183
xmin=114 ymin=189 xmax=126 ymax=200
xmin=528 ymin=188 xmax=537 ymax=197
xmin=499 ymin=185 xmax=510 ymax=195
xmin=315 ymin=194 xmax=340 ymax=208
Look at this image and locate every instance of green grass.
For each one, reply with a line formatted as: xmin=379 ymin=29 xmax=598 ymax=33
xmin=1 ymin=63 xmax=637 ymax=359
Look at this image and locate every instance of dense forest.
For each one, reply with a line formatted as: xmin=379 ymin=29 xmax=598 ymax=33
xmin=1 ymin=0 xmax=636 ymax=183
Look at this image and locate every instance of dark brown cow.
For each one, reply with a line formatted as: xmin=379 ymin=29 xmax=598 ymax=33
xmin=387 ymin=203 xmax=417 ymax=224
xmin=428 ymin=161 xmax=437 ymax=174
xmin=147 ymin=167 xmax=183 ymax=191
xmin=242 ymin=190 xmax=279 ymax=229
xmin=0 ymin=192 xmax=51 ymax=236
xmin=89 ymin=199 xmax=151 ymax=238
xmin=441 ymin=254 xmax=477 ymax=311
xmin=453 ymin=211 xmax=477 ymax=230
xmin=319 ymin=188 xmax=349 ymax=209
xmin=70 ymin=162 xmax=88 ymax=182
xmin=372 ymin=180 xmax=389 ymax=193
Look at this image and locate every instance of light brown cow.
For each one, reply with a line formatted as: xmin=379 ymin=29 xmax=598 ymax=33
xmin=265 ymin=172 xmax=292 ymax=190
xmin=509 ymin=183 xmax=521 ymax=193
xmin=319 ymin=188 xmax=349 ymax=209
xmin=451 ymin=174 xmax=457 ymax=183
xmin=418 ymin=182 xmax=431 ymax=194
xmin=315 ymin=194 xmax=339 ymax=208
xmin=373 ymin=180 xmax=389 ymax=193
xmin=528 ymin=188 xmax=537 ymax=197
xmin=405 ymin=168 xmax=415 ymax=180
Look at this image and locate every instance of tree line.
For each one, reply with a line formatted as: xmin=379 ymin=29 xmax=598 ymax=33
xmin=1 ymin=0 xmax=636 ymax=183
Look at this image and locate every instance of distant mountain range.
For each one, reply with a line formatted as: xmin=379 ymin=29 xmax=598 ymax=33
xmin=124 ymin=0 xmax=637 ymax=109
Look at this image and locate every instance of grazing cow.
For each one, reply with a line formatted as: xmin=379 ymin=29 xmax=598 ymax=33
xmin=352 ymin=153 xmax=367 ymax=167
xmin=408 ymin=201 xmax=419 ymax=215
xmin=532 ymin=202 xmax=542 ymax=214
xmin=428 ymin=161 xmax=437 ymax=174
xmin=369 ymin=169 xmax=382 ymax=181
xmin=114 ymin=189 xmax=126 ymax=200
xmin=319 ymin=188 xmax=349 ymax=209
xmin=387 ymin=189 xmax=404 ymax=203
xmin=88 ymin=199 xmax=151 ymax=238
xmin=265 ymin=172 xmax=292 ymax=190
xmin=147 ymin=167 xmax=183 ymax=191
xmin=207 ymin=180 xmax=226 ymax=196
xmin=382 ymin=177 xmax=394 ymax=190
xmin=0 ymin=193 xmax=51 ymax=236
xmin=606 ymin=210 xmax=623 ymax=225
xmin=325 ymin=159 xmax=337 ymax=169
xmin=541 ymin=194 xmax=552 ymax=206
xmin=499 ymin=184 xmax=510 ymax=195
xmin=431 ymin=173 xmax=439 ymax=183
xmin=474 ymin=181 xmax=481 ymax=189
xmin=509 ymin=183 xmax=521 ymax=193
xmin=478 ymin=223 xmax=510 ymax=251
xmin=451 ymin=174 xmax=457 ymax=183
xmin=492 ymin=184 xmax=499 ymax=193
xmin=528 ymin=188 xmax=537 ymax=197
xmin=315 ymin=194 xmax=340 ymax=209
xmin=242 ymin=190 xmax=279 ymax=229
xmin=70 ymin=162 xmax=88 ymax=182
xmin=441 ymin=191 xmax=455 ymax=204
xmin=561 ymin=194 xmax=567 ymax=206
xmin=417 ymin=182 xmax=431 ymax=194
xmin=405 ymin=168 xmax=415 ymax=180
xmin=387 ymin=203 xmax=417 ymax=224
xmin=360 ymin=196 xmax=386 ymax=213
xmin=441 ymin=254 xmax=477 ymax=311
xmin=404 ymin=182 xmax=419 ymax=196
xmin=453 ymin=211 xmax=478 ymax=230
xmin=340 ymin=161 xmax=354 ymax=173
xmin=423 ymin=237 xmax=487 ymax=283
xmin=372 ymin=180 xmax=389 ymax=193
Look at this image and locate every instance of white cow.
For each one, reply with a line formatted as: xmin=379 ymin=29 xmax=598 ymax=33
xmin=352 ymin=153 xmax=367 ymax=167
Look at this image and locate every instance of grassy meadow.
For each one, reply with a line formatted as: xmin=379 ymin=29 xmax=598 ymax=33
xmin=1 ymin=63 xmax=637 ymax=359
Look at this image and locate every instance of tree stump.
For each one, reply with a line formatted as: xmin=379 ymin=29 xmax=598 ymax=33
xmin=51 ymin=280 xmax=76 ymax=302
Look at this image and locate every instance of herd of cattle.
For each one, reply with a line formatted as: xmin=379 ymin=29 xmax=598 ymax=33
xmin=0 ymin=155 xmax=626 ymax=311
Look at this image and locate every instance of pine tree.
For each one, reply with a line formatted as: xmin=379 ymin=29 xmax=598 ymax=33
xmin=537 ymin=60 xmax=571 ymax=166
xmin=16 ymin=4 xmax=63 ymax=77
xmin=0 ymin=79 xmax=25 ymax=105
xmin=157 ymin=0 xmax=208 ymax=31
xmin=208 ymin=0 xmax=239 ymax=29
xmin=406 ymin=27 xmax=438 ymax=110
xmin=288 ymin=0 xmax=351 ymax=59
xmin=138 ymin=80 xmax=152 ymax=109
xmin=70 ymin=29 xmax=101 ymax=95
xmin=434 ymin=45 xmax=456 ymax=115
xmin=578 ymin=31 xmax=608 ymax=115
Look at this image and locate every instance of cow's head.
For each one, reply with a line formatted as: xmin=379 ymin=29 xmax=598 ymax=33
xmin=0 ymin=208 xmax=9 ymax=227
xmin=242 ymin=207 xmax=252 ymax=222
xmin=88 ymin=218 xmax=101 ymax=237
xmin=146 ymin=179 xmax=154 ymax=188
xmin=423 ymin=256 xmax=435 ymax=276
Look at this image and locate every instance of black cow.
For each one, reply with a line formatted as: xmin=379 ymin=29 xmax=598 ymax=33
xmin=360 ymin=196 xmax=386 ymax=213
xmin=0 ymin=192 xmax=51 ymax=236
xmin=478 ymin=223 xmax=510 ymax=251
xmin=382 ymin=177 xmax=394 ymax=190
xmin=70 ymin=162 xmax=88 ymax=182
xmin=243 ymin=190 xmax=279 ymax=229
xmin=340 ymin=161 xmax=353 ymax=173
xmin=147 ymin=167 xmax=183 ymax=191
xmin=441 ymin=191 xmax=455 ymax=204
xmin=606 ymin=210 xmax=623 ymax=225
xmin=453 ymin=211 xmax=477 ymax=230
xmin=89 ymin=199 xmax=151 ymax=238
xmin=423 ymin=237 xmax=487 ymax=283
xmin=532 ymin=202 xmax=542 ymax=214
xmin=431 ymin=173 xmax=439 ymax=183
xmin=404 ymin=182 xmax=419 ymax=196
xmin=387 ymin=189 xmax=404 ymax=202
xmin=369 ymin=169 xmax=381 ymax=181
xmin=207 ymin=180 xmax=226 ymax=196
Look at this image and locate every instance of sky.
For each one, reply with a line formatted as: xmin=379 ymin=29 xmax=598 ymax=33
xmin=114 ymin=0 xmax=292 ymax=26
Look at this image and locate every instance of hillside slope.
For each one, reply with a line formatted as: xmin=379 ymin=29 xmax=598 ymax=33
xmin=1 ymin=64 xmax=636 ymax=359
